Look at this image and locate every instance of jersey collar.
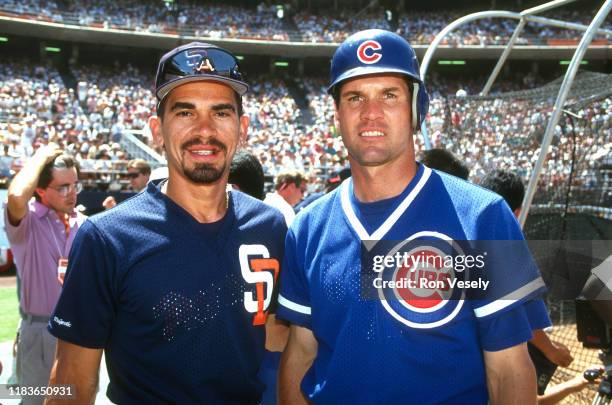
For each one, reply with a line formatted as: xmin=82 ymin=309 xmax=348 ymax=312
xmin=340 ymin=165 xmax=431 ymax=242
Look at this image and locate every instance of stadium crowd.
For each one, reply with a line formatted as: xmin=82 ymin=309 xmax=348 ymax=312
xmin=1 ymin=0 xmax=610 ymax=45
xmin=0 ymin=55 xmax=610 ymax=202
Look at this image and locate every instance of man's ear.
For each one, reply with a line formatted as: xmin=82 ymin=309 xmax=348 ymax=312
xmin=35 ymin=187 xmax=45 ymax=201
xmin=149 ymin=116 xmax=164 ymax=149
xmin=239 ymin=114 xmax=249 ymax=147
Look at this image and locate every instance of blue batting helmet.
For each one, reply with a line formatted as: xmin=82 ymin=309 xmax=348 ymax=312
xmin=328 ymin=29 xmax=429 ymax=129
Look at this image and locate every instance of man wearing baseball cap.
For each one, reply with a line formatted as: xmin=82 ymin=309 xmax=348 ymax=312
xmin=46 ymin=43 xmax=287 ymax=404
xmin=277 ymin=30 xmax=549 ymax=404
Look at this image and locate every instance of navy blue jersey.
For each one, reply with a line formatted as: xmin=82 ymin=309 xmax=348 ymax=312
xmin=277 ymin=165 xmax=549 ymax=404
xmin=49 ymin=181 xmax=286 ymax=404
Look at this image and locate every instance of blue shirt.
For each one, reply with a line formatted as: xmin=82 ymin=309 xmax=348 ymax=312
xmin=277 ymin=165 xmax=550 ymax=404
xmin=49 ymin=181 xmax=287 ymax=404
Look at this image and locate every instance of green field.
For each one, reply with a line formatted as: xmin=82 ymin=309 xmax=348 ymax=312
xmin=0 ymin=287 xmax=19 ymax=342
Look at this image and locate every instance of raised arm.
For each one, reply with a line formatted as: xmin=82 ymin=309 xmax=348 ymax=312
xmin=45 ymin=339 xmax=102 ymax=405
xmin=484 ymin=342 xmax=537 ymax=405
xmin=278 ymin=324 xmax=318 ymax=405
xmin=7 ymin=144 xmax=61 ymax=224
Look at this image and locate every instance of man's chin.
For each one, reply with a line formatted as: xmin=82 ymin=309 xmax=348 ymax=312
xmin=184 ymin=165 xmax=225 ymax=184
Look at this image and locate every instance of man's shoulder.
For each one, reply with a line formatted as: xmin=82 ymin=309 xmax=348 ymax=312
xmin=430 ymin=169 xmax=505 ymax=212
xmin=233 ymin=190 xmax=286 ymax=229
xmin=291 ymin=188 xmax=339 ymax=232
xmin=87 ymin=191 xmax=156 ymax=233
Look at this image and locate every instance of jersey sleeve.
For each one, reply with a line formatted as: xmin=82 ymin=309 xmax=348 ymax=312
xmin=467 ymin=199 xmax=549 ymax=350
xmin=48 ymin=220 xmax=118 ymax=348
xmin=276 ymin=227 xmax=312 ymax=328
xmin=469 ymin=199 xmax=547 ymax=319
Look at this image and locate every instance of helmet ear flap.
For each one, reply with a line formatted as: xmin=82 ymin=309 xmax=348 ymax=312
xmin=412 ymin=82 xmax=419 ymax=130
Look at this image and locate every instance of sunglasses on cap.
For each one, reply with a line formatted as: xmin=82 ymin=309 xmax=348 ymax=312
xmin=155 ymin=43 xmax=248 ymax=102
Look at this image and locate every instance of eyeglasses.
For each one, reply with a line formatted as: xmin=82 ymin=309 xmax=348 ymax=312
xmin=126 ymin=172 xmax=141 ymax=179
xmin=49 ymin=182 xmax=82 ymax=196
xmin=155 ymin=46 xmax=246 ymax=101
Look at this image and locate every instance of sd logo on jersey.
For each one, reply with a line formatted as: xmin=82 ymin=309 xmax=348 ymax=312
xmin=372 ymin=232 xmax=467 ymax=329
xmin=239 ymin=244 xmax=280 ymax=326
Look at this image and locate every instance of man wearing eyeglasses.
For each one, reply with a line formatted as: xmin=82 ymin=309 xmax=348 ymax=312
xmin=46 ymin=43 xmax=287 ymax=405
xmin=4 ymin=144 xmax=85 ymax=405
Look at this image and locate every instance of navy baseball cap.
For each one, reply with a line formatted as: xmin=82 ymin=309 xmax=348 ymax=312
xmin=155 ymin=42 xmax=248 ymax=103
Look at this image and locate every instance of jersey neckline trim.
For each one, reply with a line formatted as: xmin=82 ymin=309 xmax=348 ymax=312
xmin=340 ymin=165 xmax=432 ymax=242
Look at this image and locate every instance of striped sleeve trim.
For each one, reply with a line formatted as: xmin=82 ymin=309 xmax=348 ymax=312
xmin=278 ymin=294 xmax=311 ymax=315
xmin=473 ymin=277 xmax=546 ymax=318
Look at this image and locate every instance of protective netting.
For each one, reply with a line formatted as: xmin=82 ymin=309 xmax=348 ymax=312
xmin=428 ymin=72 xmax=612 ymax=403
xmin=428 ymin=71 xmax=611 ymax=208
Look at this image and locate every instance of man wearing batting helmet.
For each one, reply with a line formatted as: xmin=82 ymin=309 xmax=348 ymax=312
xmin=277 ymin=29 xmax=549 ymax=404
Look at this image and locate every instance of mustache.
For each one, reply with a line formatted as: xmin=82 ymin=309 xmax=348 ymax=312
xmin=181 ymin=138 xmax=227 ymax=152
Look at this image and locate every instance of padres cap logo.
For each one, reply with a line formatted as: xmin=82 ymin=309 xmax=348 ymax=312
xmin=357 ymin=40 xmax=382 ymax=64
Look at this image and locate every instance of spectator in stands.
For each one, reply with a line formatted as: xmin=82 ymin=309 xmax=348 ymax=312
xmin=126 ymin=158 xmax=151 ymax=192
xmin=102 ymin=159 xmax=151 ymax=210
xmin=4 ymin=145 xmax=85 ymax=405
xmin=420 ymin=148 xmax=470 ymax=180
xmin=480 ymin=169 xmax=575 ymax=394
xmin=264 ymin=170 xmax=307 ymax=226
xmin=229 ymin=150 xmax=265 ymax=200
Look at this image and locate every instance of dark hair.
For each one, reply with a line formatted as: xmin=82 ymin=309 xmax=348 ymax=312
xmin=157 ymin=91 xmax=243 ymax=120
xmin=229 ymin=151 xmax=265 ymax=200
xmin=420 ymin=148 xmax=469 ymax=180
xmin=480 ymin=169 xmax=525 ymax=211
xmin=35 ymin=154 xmax=80 ymax=201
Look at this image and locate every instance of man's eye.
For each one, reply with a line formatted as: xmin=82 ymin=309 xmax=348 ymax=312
xmin=347 ymin=95 xmax=362 ymax=103
xmin=383 ymin=92 xmax=398 ymax=99
xmin=215 ymin=111 xmax=230 ymax=117
xmin=176 ymin=111 xmax=192 ymax=117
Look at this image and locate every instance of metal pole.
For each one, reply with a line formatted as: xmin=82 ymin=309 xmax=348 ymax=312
xmin=520 ymin=0 xmax=576 ymax=16
xmin=481 ymin=18 xmax=526 ymax=96
xmin=518 ymin=0 xmax=612 ymax=228
xmin=420 ymin=121 xmax=432 ymax=150
xmin=419 ymin=10 xmax=520 ymax=146
xmin=525 ymin=15 xmax=612 ymax=36
xmin=420 ymin=10 xmax=520 ymax=82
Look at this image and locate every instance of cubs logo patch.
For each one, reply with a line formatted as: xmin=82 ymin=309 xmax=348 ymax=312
xmin=366 ymin=232 xmax=467 ymax=329
xmin=357 ymin=40 xmax=382 ymax=64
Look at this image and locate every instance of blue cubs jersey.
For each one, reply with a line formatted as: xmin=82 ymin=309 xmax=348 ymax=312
xmin=49 ymin=181 xmax=286 ymax=404
xmin=277 ymin=164 xmax=549 ymax=404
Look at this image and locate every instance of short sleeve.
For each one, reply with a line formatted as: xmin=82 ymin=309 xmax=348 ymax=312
xmin=48 ymin=220 xmax=118 ymax=348
xmin=3 ymin=202 xmax=31 ymax=245
xmin=477 ymin=303 xmax=534 ymax=352
xmin=276 ymin=228 xmax=312 ymax=328
xmin=524 ymin=299 xmax=552 ymax=330
xmin=469 ymin=200 xmax=547 ymax=320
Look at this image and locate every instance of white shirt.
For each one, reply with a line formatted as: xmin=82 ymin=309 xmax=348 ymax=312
xmin=263 ymin=192 xmax=295 ymax=226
